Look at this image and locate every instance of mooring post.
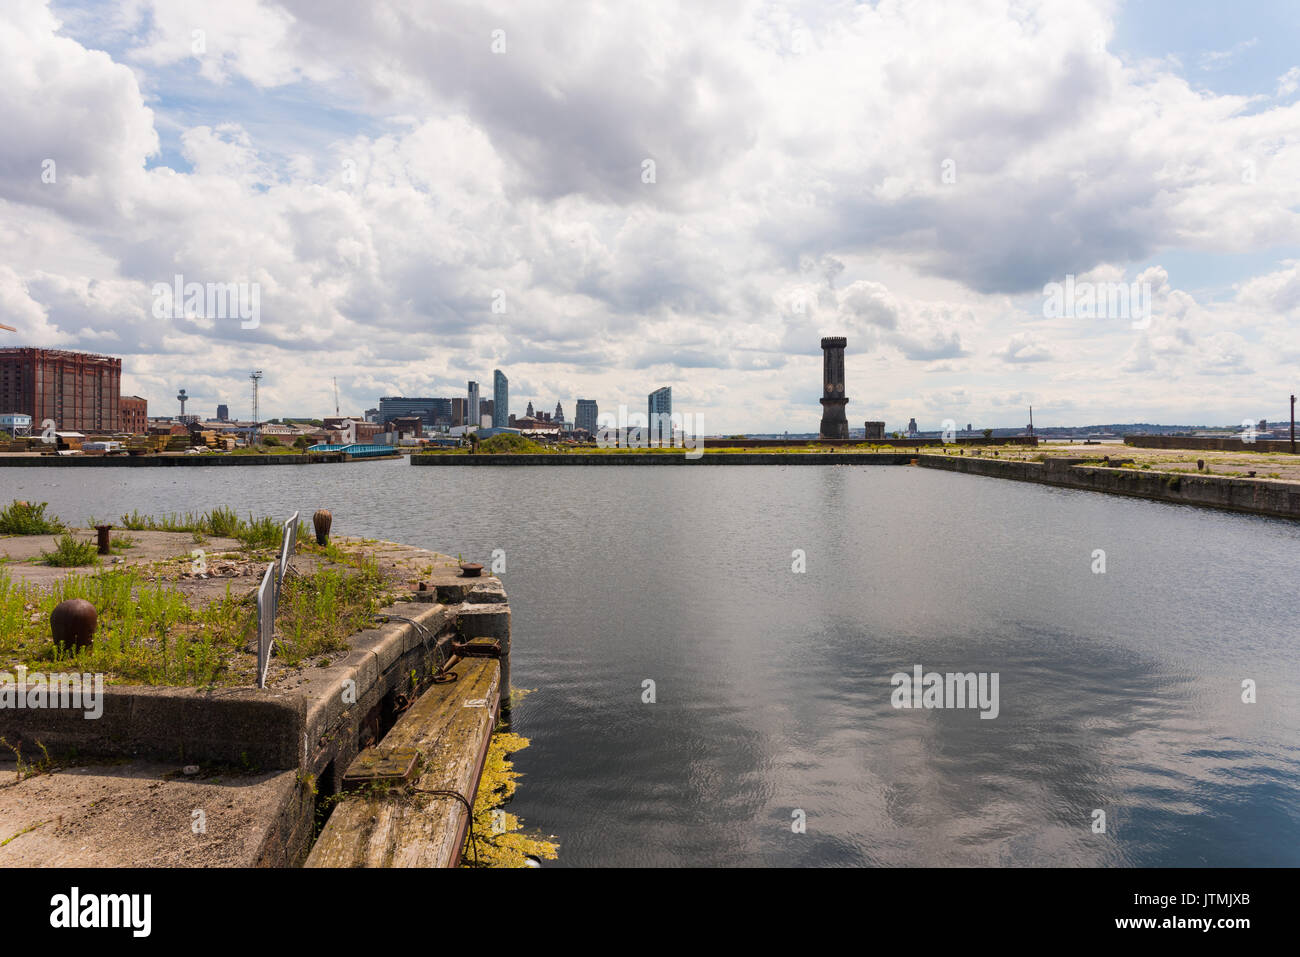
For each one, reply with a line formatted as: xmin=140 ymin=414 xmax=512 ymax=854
xmin=497 ymin=616 xmax=512 ymax=716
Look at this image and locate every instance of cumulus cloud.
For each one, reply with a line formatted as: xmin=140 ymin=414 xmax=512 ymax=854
xmin=997 ymin=333 xmax=1054 ymax=363
xmin=0 ymin=0 xmax=1297 ymax=429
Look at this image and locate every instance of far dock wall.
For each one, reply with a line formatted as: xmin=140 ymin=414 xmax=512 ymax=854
xmin=917 ymin=455 xmax=1300 ymax=520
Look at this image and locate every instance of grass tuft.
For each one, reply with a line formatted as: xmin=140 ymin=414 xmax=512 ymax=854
xmin=0 ymin=501 xmax=65 ymax=536
xmin=40 ymin=533 xmax=99 ymax=567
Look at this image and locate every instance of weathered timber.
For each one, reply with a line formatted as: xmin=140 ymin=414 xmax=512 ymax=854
xmin=305 ymin=657 xmax=500 ymax=867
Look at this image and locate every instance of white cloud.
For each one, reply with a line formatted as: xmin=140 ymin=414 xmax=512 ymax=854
xmin=1 ymin=0 xmax=1298 ymax=429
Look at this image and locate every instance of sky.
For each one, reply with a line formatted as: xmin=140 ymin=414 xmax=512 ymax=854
xmin=2 ymin=0 xmax=1299 ymax=432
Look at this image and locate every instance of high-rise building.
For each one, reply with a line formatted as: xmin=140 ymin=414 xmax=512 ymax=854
xmin=525 ymin=400 xmax=534 ymax=418
xmin=0 ymin=347 xmax=122 ymax=432
xmin=451 ymin=397 xmax=467 ymax=427
xmin=493 ymin=370 xmax=508 ymax=428
xmin=648 ymin=386 xmax=672 ymax=446
xmin=554 ymin=401 xmax=564 ymax=423
xmin=575 ymin=399 xmax=598 ymax=435
xmin=818 ymin=337 xmax=849 ymax=439
xmin=216 ymin=403 xmax=229 ymax=422
xmin=467 ymin=381 xmax=480 ymax=428
xmin=907 ymin=417 xmax=919 ymax=436
xmin=480 ymin=398 xmax=493 ymax=426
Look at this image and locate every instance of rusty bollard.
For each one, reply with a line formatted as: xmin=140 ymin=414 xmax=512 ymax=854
xmin=313 ymin=508 xmax=332 ymax=546
xmin=51 ymin=599 xmax=97 ymax=652
xmin=95 ymin=524 xmax=113 ymax=555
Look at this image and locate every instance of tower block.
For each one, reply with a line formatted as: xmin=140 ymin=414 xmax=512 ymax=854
xmin=819 ymin=336 xmax=849 ymax=439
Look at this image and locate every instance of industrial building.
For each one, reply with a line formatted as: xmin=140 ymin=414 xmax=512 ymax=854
xmin=121 ymin=395 xmax=149 ymax=434
xmin=0 ymin=347 xmax=122 ymax=433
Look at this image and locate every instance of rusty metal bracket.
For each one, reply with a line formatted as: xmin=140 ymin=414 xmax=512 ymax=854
xmin=341 ymin=746 xmax=423 ymax=791
xmin=448 ymin=639 xmax=502 ymax=659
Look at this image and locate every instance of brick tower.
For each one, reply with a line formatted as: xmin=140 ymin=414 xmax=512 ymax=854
xmin=819 ymin=336 xmax=849 ymax=439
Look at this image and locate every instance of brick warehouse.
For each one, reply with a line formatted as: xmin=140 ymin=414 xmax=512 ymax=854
xmin=0 ymin=348 xmax=122 ymax=433
xmin=121 ymin=395 xmax=148 ymax=434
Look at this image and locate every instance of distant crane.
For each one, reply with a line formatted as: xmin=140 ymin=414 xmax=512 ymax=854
xmin=334 ymin=377 xmax=340 ymax=417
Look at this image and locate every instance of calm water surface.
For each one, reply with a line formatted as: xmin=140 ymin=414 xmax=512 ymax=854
xmin=5 ymin=461 xmax=1299 ymax=866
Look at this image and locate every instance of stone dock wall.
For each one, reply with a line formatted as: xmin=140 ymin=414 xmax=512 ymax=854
xmin=917 ymin=454 xmax=1300 ymax=520
xmin=413 ymin=452 xmax=918 ymax=465
xmin=0 ymin=453 xmax=400 ymax=466
xmin=1125 ymin=435 xmax=1296 ymax=453
xmin=0 ymin=544 xmax=510 ymax=866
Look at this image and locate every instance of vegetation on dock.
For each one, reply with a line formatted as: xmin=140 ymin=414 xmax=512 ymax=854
xmin=118 ymin=506 xmax=283 ymax=548
xmin=39 ymin=533 xmax=100 ymax=567
xmin=0 ymin=513 xmax=400 ymax=685
xmin=472 ymin=433 xmax=547 ymax=454
xmin=464 ymin=727 xmax=559 ymax=868
xmin=0 ymin=501 xmax=66 ymax=535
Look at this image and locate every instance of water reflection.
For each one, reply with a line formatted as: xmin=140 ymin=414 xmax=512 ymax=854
xmin=7 ymin=462 xmax=1299 ymax=865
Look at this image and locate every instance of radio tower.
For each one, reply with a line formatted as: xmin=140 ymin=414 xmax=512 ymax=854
xmin=250 ymin=370 xmax=263 ymax=445
xmin=176 ymin=388 xmax=188 ymax=417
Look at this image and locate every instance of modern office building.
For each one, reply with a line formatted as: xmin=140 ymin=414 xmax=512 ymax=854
xmin=467 ymin=381 xmax=480 ymax=428
xmin=216 ymin=403 xmax=229 ymax=422
xmin=480 ymin=398 xmax=494 ymax=426
xmin=648 ymin=386 xmax=672 ymax=445
xmin=451 ymin=397 xmax=467 ymax=427
xmin=492 ymin=370 xmax=508 ymax=428
xmin=0 ymin=347 xmax=122 ymax=432
xmin=575 ymin=399 xmax=598 ymax=434
xmin=378 ymin=396 xmax=453 ymax=429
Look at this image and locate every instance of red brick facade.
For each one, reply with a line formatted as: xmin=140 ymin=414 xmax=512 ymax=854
xmin=0 ymin=348 xmax=122 ymax=433
xmin=121 ymin=395 xmax=148 ymax=434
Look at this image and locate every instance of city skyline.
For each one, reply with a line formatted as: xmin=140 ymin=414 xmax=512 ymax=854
xmin=2 ymin=2 xmax=1299 ymax=433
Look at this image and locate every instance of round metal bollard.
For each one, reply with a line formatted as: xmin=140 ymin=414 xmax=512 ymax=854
xmin=51 ymin=599 xmax=97 ymax=652
xmin=313 ymin=508 xmax=333 ymax=546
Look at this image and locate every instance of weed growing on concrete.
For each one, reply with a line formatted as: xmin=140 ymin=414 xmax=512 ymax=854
xmin=0 ymin=737 xmax=53 ymax=782
xmin=40 ymin=533 xmax=99 ymax=567
xmin=0 ymin=501 xmax=65 ymax=535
